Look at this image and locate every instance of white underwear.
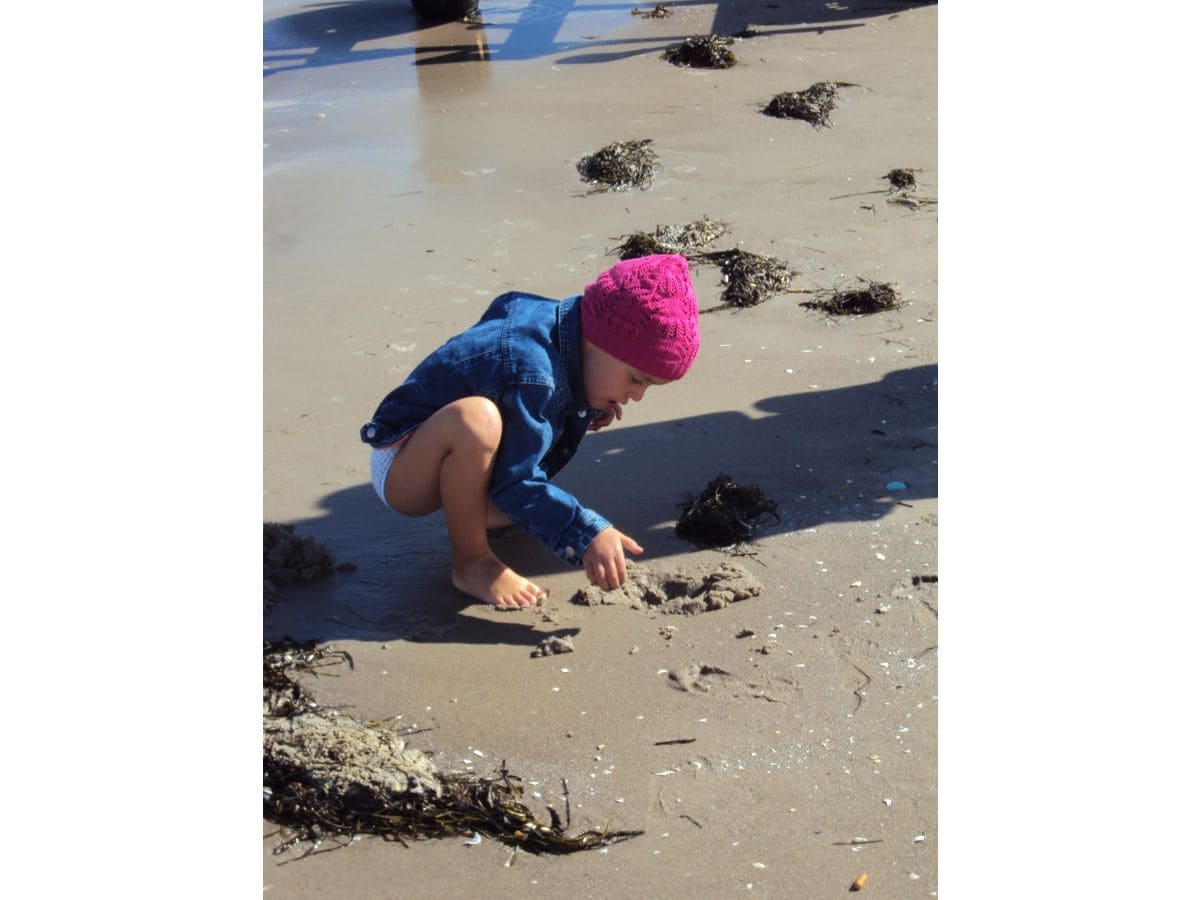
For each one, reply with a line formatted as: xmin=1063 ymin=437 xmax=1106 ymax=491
xmin=369 ymin=433 xmax=412 ymax=512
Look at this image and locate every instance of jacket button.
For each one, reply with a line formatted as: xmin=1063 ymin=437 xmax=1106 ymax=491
xmin=366 ymin=426 xmax=377 ymax=438
xmin=564 ymin=547 xmax=576 ymax=559
xmin=578 ymin=409 xmax=588 ymax=418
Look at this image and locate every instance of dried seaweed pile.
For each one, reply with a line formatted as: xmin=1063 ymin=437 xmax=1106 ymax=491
xmin=763 ymin=82 xmax=858 ymax=127
xmin=614 ymin=216 xmax=729 ymax=260
xmin=577 ymin=139 xmax=658 ymax=192
xmin=264 ymin=641 xmax=642 ymax=856
xmin=700 ymin=248 xmax=794 ymax=307
xmin=631 ymin=3 xmax=671 ymax=17
xmin=265 ymin=523 xmax=336 ymax=610
xmin=663 ymin=35 xmax=737 ymax=68
xmin=676 ymin=474 xmax=780 ymax=548
xmin=800 ymin=280 xmax=900 ymax=316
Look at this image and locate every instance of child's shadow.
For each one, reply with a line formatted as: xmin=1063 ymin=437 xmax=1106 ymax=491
xmin=263 ymin=484 xmax=561 ymax=648
xmin=265 ymin=364 xmax=936 ymax=647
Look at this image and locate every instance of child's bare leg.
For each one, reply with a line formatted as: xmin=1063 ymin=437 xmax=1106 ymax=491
xmin=383 ymin=397 xmax=542 ymax=608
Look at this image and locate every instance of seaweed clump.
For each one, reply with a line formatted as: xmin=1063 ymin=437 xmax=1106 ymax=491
xmin=663 ymin=35 xmax=737 ymax=68
xmin=577 ymin=139 xmax=658 ymax=192
xmin=614 ymin=215 xmax=729 ymax=260
xmin=631 ymin=3 xmax=671 ymax=17
xmin=886 ymin=168 xmax=917 ymax=190
xmin=264 ymin=641 xmax=643 ymax=856
xmin=700 ymin=248 xmax=793 ymax=308
xmin=265 ymin=523 xmax=336 ymax=610
xmin=801 ymin=280 xmax=901 ymax=316
xmin=676 ymin=474 xmax=780 ymax=548
xmin=880 ymin=168 xmax=937 ymax=209
xmin=763 ymin=81 xmax=858 ymax=128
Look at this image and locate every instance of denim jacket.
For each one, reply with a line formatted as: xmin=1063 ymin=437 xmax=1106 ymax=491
xmin=360 ymin=292 xmax=610 ymax=564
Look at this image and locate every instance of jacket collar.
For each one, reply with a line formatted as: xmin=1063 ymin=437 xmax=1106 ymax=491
xmin=557 ymin=294 xmax=596 ymax=414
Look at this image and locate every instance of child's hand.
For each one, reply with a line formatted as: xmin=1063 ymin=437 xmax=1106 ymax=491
xmin=587 ymin=404 xmax=622 ymax=432
xmin=582 ymin=526 xmax=643 ymax=590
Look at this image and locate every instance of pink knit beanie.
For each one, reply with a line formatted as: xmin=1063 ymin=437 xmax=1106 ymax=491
xmin=581 ymin=254 xmax=700 ymax=381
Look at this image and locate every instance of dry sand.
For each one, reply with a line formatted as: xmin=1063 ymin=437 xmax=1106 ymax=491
xmin=264 ymin=1 xmax=937 ymax=895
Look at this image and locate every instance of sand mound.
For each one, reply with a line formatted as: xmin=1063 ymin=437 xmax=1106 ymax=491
xmin=569 ymin=561 xmax=763 ymax=614
xmin=266 ymin=711 xmax=444 ymax=803
xmin=264 ymin=522 xmax=336 ymax=609
xmin=532 ymin=635 xmax=576 ymax=657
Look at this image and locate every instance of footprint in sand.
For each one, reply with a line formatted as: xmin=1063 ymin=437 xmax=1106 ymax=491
xmin=667 ymin=664 xmax=734 ymax=693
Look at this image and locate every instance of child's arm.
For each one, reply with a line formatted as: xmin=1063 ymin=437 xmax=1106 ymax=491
xmin=488 ymin=384 xmax=614 ymax=565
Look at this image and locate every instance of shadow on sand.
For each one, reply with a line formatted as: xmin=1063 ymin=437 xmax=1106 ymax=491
xmin=264 ymin=0 xmax=936 ymax=73
xmin=265 ymin=363 xmax=936 ymax=649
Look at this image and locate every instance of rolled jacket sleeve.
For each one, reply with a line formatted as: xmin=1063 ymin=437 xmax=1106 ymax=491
xmin=487 ymin=382 xmax=611 ymax=564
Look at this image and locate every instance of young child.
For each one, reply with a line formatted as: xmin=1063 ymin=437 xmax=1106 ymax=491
xmin=361 ymin=253 xmax=700 ymax=609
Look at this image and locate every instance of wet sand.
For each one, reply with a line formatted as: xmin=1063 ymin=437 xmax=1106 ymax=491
xmin=264 ymin=1 xmax=937 ymax=895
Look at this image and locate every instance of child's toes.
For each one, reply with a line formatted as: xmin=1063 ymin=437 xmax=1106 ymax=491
xmin=499 ymin=590 xmax=528 ymax=609
xmin=494 ymin=588 xmax=532 ymax=609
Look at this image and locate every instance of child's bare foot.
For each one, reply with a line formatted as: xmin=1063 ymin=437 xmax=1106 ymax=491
xmin=452 ymin=555 xmax=544 ymax=609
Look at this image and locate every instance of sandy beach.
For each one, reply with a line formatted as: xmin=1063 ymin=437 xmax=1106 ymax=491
xmin=264 ymin=1 xmax=937 ymax=895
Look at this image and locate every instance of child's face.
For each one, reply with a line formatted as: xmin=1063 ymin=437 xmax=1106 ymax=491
xmin=582 ymin=341 xmax=671 ymax=415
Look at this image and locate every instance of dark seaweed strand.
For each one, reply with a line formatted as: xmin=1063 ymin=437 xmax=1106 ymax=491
xmin=264 ymin=755 xmax=643 ymax=855
xmin=799 ymin=281 xmax=900 ymax=316
xmin=632 ymin=4 xmax=672 ymax=19
xmin=264 ymin=640 xmax=354 ymax=718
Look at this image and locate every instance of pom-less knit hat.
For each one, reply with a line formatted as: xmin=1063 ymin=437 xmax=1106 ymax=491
xmin=581 ymin=254 xmax=700 ymax=381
